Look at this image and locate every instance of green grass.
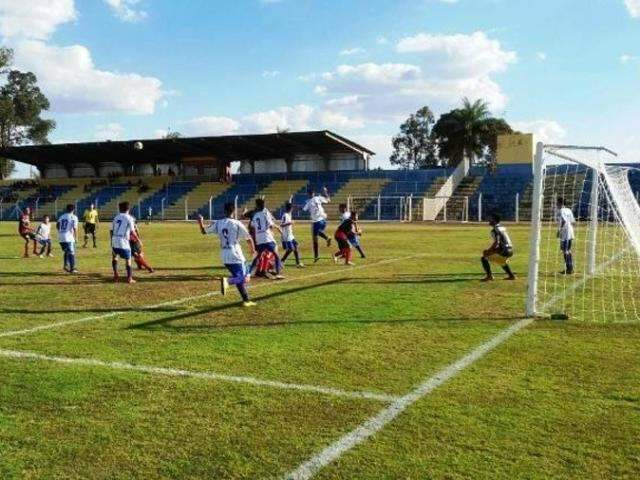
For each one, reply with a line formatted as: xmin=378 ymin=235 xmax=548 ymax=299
xmin=0 ymin=221 xmax=638 ymax=479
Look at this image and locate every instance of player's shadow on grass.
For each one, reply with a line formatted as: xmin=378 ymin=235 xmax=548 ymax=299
xmin=0 ymin=306 xmax=180 ymax=314
xmin=0 ymin=272 xmax=219 ymax=286
xmin=127 ymin=278 xmax=349 ymax=332
xmin=347 ymin=273 xmax=484 ymax=285
xmin=153 ymin=266 xmax=223 ymax=272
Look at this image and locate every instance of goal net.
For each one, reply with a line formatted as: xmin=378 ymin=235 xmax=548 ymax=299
xmin=526 ymin=143 xmax=640 ymax=322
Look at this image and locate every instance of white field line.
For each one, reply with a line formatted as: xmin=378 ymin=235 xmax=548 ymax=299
xmin=284 ymin=318 xmax=533 ymax=480
xmin=0 ymin=348 xmax=399 ymax=403
xmin=0 ymin=253 xmax=426 ymax=339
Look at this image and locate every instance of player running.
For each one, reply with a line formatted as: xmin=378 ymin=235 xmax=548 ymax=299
xmin=130 ymin=222 xmax=154 ymax=273
xmin=480 ymin=213 xmax=516 ymax=282
xmin=556 ymin=197 xmax=576 ymax=275
xmin=197 ymin=202 xmax=257 ymax=307
xmin=333 ymin=204 xmax=356 ymax=266
xmin=303 ymin=187 xmax=331 ymax=262
xmin=82 ymin=203 xmax=99 ymax=248
xmin=36 ymin=215 xmax=53 ymax=258
xmin=280 ymin=202 xmax=304 ymax=268
xmin=57 ymin=204 xmax=79 ymax=273
xmin=338 ymin=205 xmax=366 ymax=259
xmin=18 ymin=207 xmax=38 ymax=258
xmin=249 ymin=198 xmax=284 ymax=279
xmin=110 ymin=202 xmax=138 ymax=284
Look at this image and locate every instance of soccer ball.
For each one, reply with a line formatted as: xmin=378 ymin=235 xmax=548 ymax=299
xmin=133 ymin=141 xmax=144 ymax=151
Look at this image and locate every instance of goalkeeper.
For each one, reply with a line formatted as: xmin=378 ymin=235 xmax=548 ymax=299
xmin=481 ymin=213 xmax=516 ymax=282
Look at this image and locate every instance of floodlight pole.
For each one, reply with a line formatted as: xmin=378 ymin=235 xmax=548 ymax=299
xmin=526 ymin=142 xmax=546 ymax=317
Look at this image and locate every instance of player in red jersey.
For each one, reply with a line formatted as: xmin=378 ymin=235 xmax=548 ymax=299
xmin=130 ymin=223 xmax=154 ymax=273
xmin=333 ymin=204 xmax=355 ymax=266
xmin=18 ymin=207 xmax=38 ymax=258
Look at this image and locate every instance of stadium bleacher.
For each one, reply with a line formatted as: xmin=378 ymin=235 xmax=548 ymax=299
xmin=3 ymin=163 xmax=638 ymax=223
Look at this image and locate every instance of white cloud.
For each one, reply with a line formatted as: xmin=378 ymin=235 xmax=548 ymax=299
xmin=94 ymin=122 xmax=124 ymax=140
xmin=13 ymin=40 xmax=164 ymax=114
xmin=309 ymin=31 xmax=516 ymax=122
xmin=262 ymin=70 xmax=280 ymax=78
xmin=396 ymin=31 xmax=517 ymax=78
xmin=511 ymin=120 xmax=567 ymax=145
xmin=620 ymin=53 xmax=638 ymax=63
xmin=0 ymin=0 xmax=76 ymax=40
xmin=624 ymin=0 xmax=640 ymax=18
xmin=179 ymin=116 xmax=241 ymax=136
xmin=536 ymin=51 xmax=547 ymax=61
xmin=103 ymin=0 xmax=147 ymax=23
xmin=376 ymin=36 xmax=389 ymax=45
xmin=340 ymin=47 xmax=366 ymax=56
xmin=0 ymin=1 xmax=165 ymax=114
xmin=177 ymin=103 xmax=364 ymax=138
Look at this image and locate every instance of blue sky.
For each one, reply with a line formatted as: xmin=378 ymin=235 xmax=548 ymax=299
xmin=2 ymin=0 xmax=639 ymax=177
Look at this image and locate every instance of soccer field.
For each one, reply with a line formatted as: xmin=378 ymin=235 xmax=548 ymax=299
xmin=0 ymin=221 xmax=638 ymax=479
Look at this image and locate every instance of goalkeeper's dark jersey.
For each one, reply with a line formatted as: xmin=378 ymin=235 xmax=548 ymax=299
xmin=491 ymin=224 xmax=513 ymax=255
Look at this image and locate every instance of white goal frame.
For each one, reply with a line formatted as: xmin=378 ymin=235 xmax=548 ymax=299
xmin=525 ymin=141 xmax=630 ymax=318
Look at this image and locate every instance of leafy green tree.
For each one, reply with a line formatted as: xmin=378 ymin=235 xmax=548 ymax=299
xmin=0 ymin=49 xmax=55 ymax=179
xmin=432 ymin=98 xmax=512 ymax=167
xmin=390 ymin=106 xmax=438 ymax=169
xmin=162 ymin=130 xmax=182 ymax=139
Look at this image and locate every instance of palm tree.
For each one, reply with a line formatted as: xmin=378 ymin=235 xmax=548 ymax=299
xmin=432 ymin=98 xmax=510 ymax=166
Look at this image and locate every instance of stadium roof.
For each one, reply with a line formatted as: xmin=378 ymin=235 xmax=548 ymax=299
xmin=0 ymin=130 xmax=374 ymax=168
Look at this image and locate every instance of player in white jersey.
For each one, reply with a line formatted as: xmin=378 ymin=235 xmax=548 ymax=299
xmin=36 ymin=215 xmax=53 ymax=258
xmin=302 ymin=186 xmax=331 ymax=262
xmin=56 ymin=204 xmax=79 ymax=273
xmin=556 ymin=197 xmax=576 ymax=274
xmin=197 ymin=202 xmax=257 ymax=307
xmin=280 ymin=202 xmax=304 ymax=268
xmin=249 ymin=198 xmax=284 ymax=279
xmin=110 ymin=201 xmax=138 ymax=284
xmin=480 ymin=213 xmax=516 ymax=281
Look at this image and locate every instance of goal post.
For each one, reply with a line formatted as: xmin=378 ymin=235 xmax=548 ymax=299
xmin=526 ymin=142 xmax=640 ymax=322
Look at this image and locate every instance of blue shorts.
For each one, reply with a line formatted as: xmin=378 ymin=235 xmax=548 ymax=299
xmin=282 ymin=239 xmax=299 ymax=250
xmin=312 ymin=220 xmax=327 ymax=236
xmin=347 ymin=233 xmax=360 ymax=247
xmin=39 ymin=239 xmax=52 ymax=247
xmin=59 ymin=242 xmax=75 ymax=254
xmin=225 ymin=263 xmax=247 ymax=279
xmin=112 ymin=248 xmax=132 ymax=260
xmin=560 ymin=240 xmax=572 ymax=253
xmin=257 ymin=242 xmax=277 ymax=254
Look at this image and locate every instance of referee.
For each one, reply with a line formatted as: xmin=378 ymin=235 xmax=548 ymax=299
xmin=82 ymin=203 xmax=99 ymax=248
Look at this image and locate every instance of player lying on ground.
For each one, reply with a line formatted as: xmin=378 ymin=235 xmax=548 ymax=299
xmin=280 ymin=201 xmax=304 ymax=268
xmin=480 ymin=213 xmax=516 ymax=282
xmin=249 ymin=198 xmax=285 ymax=280
xmin=82 ymin=203 xmax=99 ymax=248
xmin=303 ymin=187 xmax=331 ymax=262
xmin=197 ymin=203 xmax=257 ymax=307
xmin=333 ymin=203 xmax=356 ymax=266
xmin=556 ymin=197 xmax=576 ymax=275
xmin=110 ymin=201 xmax=138 ymax=284
xmin=18 ymin=207 xmax=38 ymax=258
xmin=57 ymin=204 xmax=79 ymax=273
xmin=130 ymin=222 xmax=154 ymax=273
xmin=36 ymin=215 xmax=53 ymax=258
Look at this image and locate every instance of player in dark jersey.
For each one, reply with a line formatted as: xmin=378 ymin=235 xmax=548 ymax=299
xmin=130 ymin=223 xmax=154 ymax=273
xmin=333 ymin=203 xmax=355 ymax=266
xmin=18 ymin=207 xmax=38 ymax=258
xmin=481 ymin=213 xmax=516 ymax=281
